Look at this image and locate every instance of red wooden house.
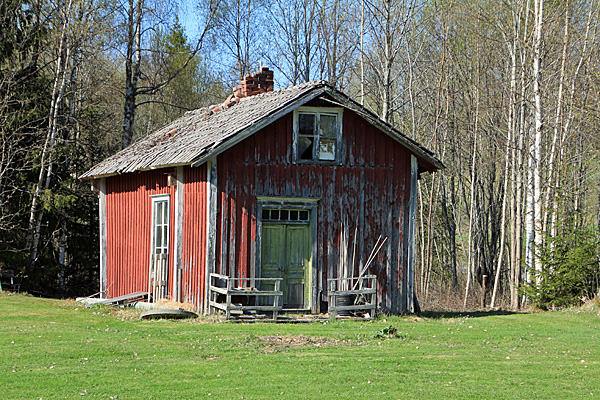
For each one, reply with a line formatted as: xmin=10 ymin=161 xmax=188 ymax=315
xmin=81 ymin=67 xmax=442 ymax=315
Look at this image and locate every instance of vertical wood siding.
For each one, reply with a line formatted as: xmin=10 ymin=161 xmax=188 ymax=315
xmin=180 ymin=164 xmax=208 ymax=307
xmin=105 ymin=169 xmax=176 ymax=299
xmin=104 ymin=166 xmax=208 ymax=310
xmin=217 ymin=110 xmax=411 ymax=313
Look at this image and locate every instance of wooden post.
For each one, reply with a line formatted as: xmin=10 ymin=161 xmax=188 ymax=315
xmin=273 ymin=279 xmax=280 ymax=320
xmin=226 ymin=276 xmax=232 ymax=320
xmin=407 ymin=155 xmax=418 ymax=312
xmin=99 ymin=178 xmax=107 ymax=299
xmin=481 ymin=275 xmax=488 ymax=308
xmin=173 ymin=166 xmax=184 ymax=302
xmin=204 ymin=158 xmax=218 ymax=314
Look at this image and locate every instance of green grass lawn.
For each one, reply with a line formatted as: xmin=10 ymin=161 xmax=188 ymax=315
xmin=0 ymin=293 xmax=598 ymax=399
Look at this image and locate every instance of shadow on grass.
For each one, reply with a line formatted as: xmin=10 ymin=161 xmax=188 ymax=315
xmin=420 ymin=309 xmax=523 ymax=319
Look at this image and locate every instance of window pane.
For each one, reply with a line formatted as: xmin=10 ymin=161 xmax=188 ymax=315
xmin=299 ymin=113 xmax=315 ymax=135
xmin=262 ymin=209 xmax=270 ymax=220
xmin=163 ymin=225 xmax=168 ymax=248
xmin=271 ymin=209 xmax=280 ymax=220
xmin=290 ymin=210 xmax=298 ymax=220
xmin=320 ymin=115 xmax=337 ymax=138
xmin=280 ymin=210 xmax=289 ymax=220
xmin=298 ymin=136 xmax=314 ymax=160
xmin=155 ymin=226 xmax=162 ymax=248
xmin=319 ymin=138 xmax=336 ymax=161
xmin=156 ymin=203 xmax=162 ymax=225
xmin=299 ymin=210 xmax=309 ymax=221
xmin=163 ymin=202 xmax=168 ymax=225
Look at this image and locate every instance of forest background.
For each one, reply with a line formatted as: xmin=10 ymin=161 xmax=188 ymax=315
xmin=1 ymin=0 xmax=599 ymax=310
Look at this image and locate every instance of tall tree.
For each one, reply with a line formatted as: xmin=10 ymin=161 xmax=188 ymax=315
xmin=121 ymin=0 xmax=219 ymax=148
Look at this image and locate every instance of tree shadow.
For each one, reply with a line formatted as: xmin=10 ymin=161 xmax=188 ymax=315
xmin=420 ymin=309 xmax=523 ymax=319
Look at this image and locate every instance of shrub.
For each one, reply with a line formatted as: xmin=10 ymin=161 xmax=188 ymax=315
xmin=522 ymin=226 xmax=600 ymax=309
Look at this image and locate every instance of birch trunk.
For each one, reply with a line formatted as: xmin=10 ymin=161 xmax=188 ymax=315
xmin=26 ymin=1 xmax=73 ymax=269
xmin=544 ymin=2 xmax=569 ymax=238
xmin=525 ymin=0 xmax=544 ymax=283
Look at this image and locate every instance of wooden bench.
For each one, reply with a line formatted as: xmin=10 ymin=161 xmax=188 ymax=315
xmin=328 ymin=275 xmax=376 ymax=318
xmin=209 ymin=273 xmax=283 ymax=320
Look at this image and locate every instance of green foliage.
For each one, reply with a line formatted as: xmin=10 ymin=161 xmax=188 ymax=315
xmin=522 ymin=226 xmax=600 ymax=309
xmin=137 ymin=18 xmax=226 ymax=138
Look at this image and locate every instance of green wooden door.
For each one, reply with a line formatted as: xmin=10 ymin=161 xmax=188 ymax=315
xmin=261 ymin=223 xmax=311 ymax=308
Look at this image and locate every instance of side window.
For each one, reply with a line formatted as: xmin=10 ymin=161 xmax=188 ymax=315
xmin=152 ymin=196 xmax=170 ymax=255
xmin=294 ymin=108 xmax=342 ymax=163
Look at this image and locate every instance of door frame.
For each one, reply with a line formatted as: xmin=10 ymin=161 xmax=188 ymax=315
xmin=149 ymin=194 xmax=170 ymax=301
xmin=256 ymin=196 xmax=319 ymax=313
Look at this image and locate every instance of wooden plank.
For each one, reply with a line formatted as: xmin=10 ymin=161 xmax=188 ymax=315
xmin=407 ymin=155 xmax=418 ymax=313
xmin=98 ymin=178 xmax=107 ymax=299
xmin=98 ymin=291 xmax=148 ymax=305
xmin=205 ymin=158 xmax=218 ymax=314
xmin=310 ymin=205 xmax=318 ymax=313
xmin=173 ymin=166 xmax=184 ymax=302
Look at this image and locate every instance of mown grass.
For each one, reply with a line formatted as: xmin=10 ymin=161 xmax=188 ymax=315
xmin=1 ymin=293 xmax=599 ymax=399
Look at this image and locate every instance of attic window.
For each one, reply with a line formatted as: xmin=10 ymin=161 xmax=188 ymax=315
xmin=294 ymin=107 xmax=342 ymax=163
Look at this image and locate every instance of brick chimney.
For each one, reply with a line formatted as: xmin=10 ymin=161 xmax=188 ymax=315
xmin=234 ymin=67 xmax=274 ymax=98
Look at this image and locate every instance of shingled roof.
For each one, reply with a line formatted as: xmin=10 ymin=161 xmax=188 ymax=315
xmin=80 ymin=81 xmax=443 ymax=180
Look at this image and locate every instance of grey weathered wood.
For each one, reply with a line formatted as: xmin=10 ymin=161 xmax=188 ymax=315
xmin=98 ymin=178 xmax=107 ymax=299
xmin=204 ymin=158 xmax=218 ymax=314
xmin=328 ymin=275 xmax=377 ymax=318
xmin=385 ymin=190 xmax=392 ymax=312
xmin=97 ymin=291 xmax=148 ymax=305
xmin=220 ymin=165 xmax=229 ymax=277
xmin=208 ymin=273 xmax=283 ymax=319
xmin=310 ymin=205 xmax=318 ymax=313
xmin=407 ymin=155 xmax=418 ymax=313
xmin=390 ymin=174 xmax=401 ymax=314
xmin=255 ymin=202 xmax=263 ymax=288
xmin=173 ymin=166 xmax=184 ymax=302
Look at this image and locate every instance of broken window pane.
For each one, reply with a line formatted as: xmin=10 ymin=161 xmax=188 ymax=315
xmin=298 ymin=136 xmax=314 ymax=160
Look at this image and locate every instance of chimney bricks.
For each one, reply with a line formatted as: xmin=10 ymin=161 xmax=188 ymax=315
xmin=234 ymin=67 xmax=274 ymax=99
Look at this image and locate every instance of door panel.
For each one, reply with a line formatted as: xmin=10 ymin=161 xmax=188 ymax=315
xmin=260 ymin=224 xmax=285 ymax=295
xmin=261 ymin=222 xmax=311 ymax=309
xmin=285 ymin=225 xmax=309 ymax=307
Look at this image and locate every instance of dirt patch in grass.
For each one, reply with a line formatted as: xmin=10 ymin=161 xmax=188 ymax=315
xmin=257 ymin=335 xmax=342 ymax=353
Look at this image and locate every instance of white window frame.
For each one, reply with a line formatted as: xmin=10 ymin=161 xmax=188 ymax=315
xmin=150 ymin=194 xmax=170 ymax=255
xmin=293 ymin=107 xmax=343 ymax=164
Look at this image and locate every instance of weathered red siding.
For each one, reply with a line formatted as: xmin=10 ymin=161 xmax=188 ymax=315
xmin=105 ymin=169 xmax=176 ymax=299
xmin=216 ymin=109 xmax=411 ymax=313
xmin=180 ymin=164 xmax=208 ymax=306
xmin=104 ymin=166 xmax=209 ymax=310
